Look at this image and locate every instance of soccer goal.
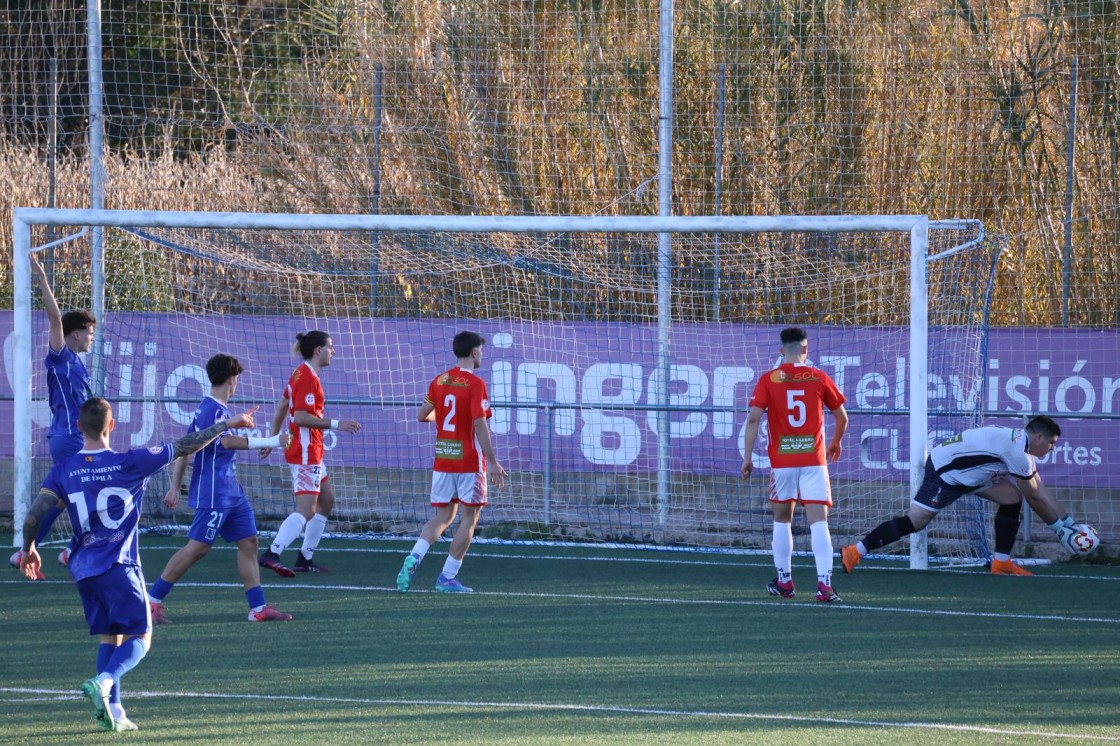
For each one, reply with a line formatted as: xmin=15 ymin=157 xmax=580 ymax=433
xmin=11 ymin=209 xmax=1002 ymax=567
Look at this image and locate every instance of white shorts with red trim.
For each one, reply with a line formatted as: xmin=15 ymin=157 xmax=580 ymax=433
xmin=289 ymin=462 xmax=327 ymax=496
xmin=768 ymin=465 xmax=832 ymax=505
xmin=430 ymin=471 xmax=488 ymax=507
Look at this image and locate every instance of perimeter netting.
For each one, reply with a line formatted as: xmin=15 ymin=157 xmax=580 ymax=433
xmin=22 ymin=217 xmax=1001 ymax=561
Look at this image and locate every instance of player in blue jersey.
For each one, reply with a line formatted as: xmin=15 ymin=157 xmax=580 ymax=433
xmin=148 ymin=354 xmax=294 ymax=624
xmin=10 ymin=253 xmax=96 ymax=579
xmin=19 ymin=396 xmax=258 ymax=732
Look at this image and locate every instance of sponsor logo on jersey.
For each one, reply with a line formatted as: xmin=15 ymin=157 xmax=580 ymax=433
xmin=148 ymin=446 xmax=163 ymax=455
xmin=305 ymin=393 xmax=316 ymax=406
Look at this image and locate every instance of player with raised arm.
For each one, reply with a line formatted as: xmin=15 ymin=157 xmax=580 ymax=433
xmin=741 ymin=327 xmax=849 ymax=603
xmin=396 ymin=331 xmax=507 ymax=594
xmin=258 ymin=331 xmax=361 ymax=574
xmin=148 ymin=354 xmax=293 ymax=625
xmin=9 ymin=253 xmax=95 ymax=579
xmin=19 ymin=396 xmax=257 ymax=732
xmin=841 ymin=415 xmax=1087 ymax=576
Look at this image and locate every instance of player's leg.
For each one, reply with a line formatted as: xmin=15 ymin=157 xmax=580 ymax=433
xmin=798 ymin=466 xmax=840 ymax=601
xmin=79 ymin=566 xmax=151 ymax=731
xmin=264 ymin=464 xmax=320 ymax=565
xmin=436 ymin=503 xmax=481 ymax=593
xmin=149 ymin=508 xmax=221 ymax=623
xmin=766 ymin=469 xmax=797 ymax=598
xmin=436 ymin=474 xmax=486 ymax=593
xmin=296 ymin=469 xmax=332 ymax=571
xmin=841 ymin=460 xmax=950 ymax=573
xmin=978 ymin=479 xmax=1033 ymax=576
xmin=398 ymin=473 xmax=458 ymax=592
xmin=228 ymin=503 xmax=293 ymax=620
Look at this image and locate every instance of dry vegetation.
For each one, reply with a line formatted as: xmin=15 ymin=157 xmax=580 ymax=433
xmin=2 ymin=1 xmax=1119 ymax=326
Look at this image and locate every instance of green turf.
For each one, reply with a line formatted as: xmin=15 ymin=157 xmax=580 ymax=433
xmin=2 ymin=539 xmax=1119 ymax=744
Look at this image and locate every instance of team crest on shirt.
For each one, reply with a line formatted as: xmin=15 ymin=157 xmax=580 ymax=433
xmin=148 ymin=446 xmax=163 ymax=454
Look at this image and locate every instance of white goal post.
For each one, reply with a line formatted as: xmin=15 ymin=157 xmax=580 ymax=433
xmin=12 ymin=208 xmax=997 ymax=568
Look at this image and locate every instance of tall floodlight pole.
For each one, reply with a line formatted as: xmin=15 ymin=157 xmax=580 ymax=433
xmin=655 ymin=0 xmax=674 ymax=527
xmin=88 ymin=0 xmax=107 ymax=394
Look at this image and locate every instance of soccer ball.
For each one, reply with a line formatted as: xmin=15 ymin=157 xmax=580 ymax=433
xmin=1063 ymin=524 xmax=1100 ymax=555
xmin=8 ymin=549 xmax=22 ymax=569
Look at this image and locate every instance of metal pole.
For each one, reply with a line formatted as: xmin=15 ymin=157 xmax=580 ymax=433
xmin=1062 ymin=56 xmax=1078 ymax=327
xmin=712 ymin=63 xmax=726 ymax=322
xmin=909 ymin=218 xmax=930 ymax=569
xmin=656 ymin=0 xmax=675 ymax=527
xmin=369 ymin=63 xmax=384 ymax=316
xmin=13 ymin=217 xmax=33 ymax=549
xmin=543 ymin=406 xmax=554 ymax=526
xmin=87 ymin=0 xmax=107 ymax=394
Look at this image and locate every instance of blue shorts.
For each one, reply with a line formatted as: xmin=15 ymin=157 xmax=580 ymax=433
xmin=187 ymin=499 xmax=258 ymax=545
xmin=77 ymin=563 xmax=151 ymax=636
xmin=48 ymin=432 xmax=84 ymax=465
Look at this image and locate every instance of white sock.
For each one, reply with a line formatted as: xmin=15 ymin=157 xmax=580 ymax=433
xmin=441 ymin=556 xmax=463 ymax=579
xmin=271 ymin=513 xmax=307 ymax=555
xmin=110 ymin=703 xmax=126 ymax=720
xmin=300 ymin=513 xmax=328 ymax=559
xmin=855 ymin=541 xmax=868 ymax=556
xmin=992 ymin=552 xmax=1011 ymax=562
xmin=410 ymin=538 xmax=431 ymax=561
xmin=772 ymin=522 xmax=793 ymax=582
xmin=810 ymin=520 xmax=833 ymax=586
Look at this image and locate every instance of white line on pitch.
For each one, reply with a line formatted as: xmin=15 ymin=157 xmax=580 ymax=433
xmin=6 ymin=577 xmax=1113 ymax=624
xmin=0 ymin=687 xmax=1115 ymax=741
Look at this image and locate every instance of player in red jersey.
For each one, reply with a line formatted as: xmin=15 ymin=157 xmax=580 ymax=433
xmin=259 ymin=331 xmax=361 ymax=574
xmin=741 ymin=327 xmax=849 ymax=602
xmin=396 ymin=331 xmax=507 ymax=593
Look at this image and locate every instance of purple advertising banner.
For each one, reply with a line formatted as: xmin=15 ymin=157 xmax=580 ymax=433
xmin=2 ymin=314 xmax=1116 ymax=487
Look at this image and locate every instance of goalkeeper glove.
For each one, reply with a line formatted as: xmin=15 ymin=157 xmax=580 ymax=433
xmin=1047 ymin=513 xmax=1076 ymax=541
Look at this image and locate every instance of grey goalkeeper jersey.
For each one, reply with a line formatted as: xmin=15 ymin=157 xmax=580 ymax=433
xmin=930 ymin=426 xmax=1036 ymax=488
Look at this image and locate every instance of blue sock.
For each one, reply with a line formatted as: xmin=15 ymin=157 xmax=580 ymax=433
xmin=34 ymin=505 xmax=64 ymax=545
xmin=96 ymin=643 xmax=120 ymax=704
xmin=245 ymin=585 xmax=266 ymax=610
xmin=150 ymin=577 xmax=175 ymax=603
xmin=104 ymin=637 xmax=147 ymax=684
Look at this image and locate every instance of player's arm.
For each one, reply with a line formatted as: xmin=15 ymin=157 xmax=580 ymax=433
xmin=417 ymin=399 xmax=435 ymax=422
xmin=222 ymin=430 xmax=291 ymax=452
xmin=473 ymin=416 xmax=506 ymax=488
xmin=267 ymin=397 xmax=289 ymax=437
xmin=291 ymin=409 xmax=361 ymax=433
xmin=20 ymin=489 xmax=64 ymax=578
xmin=1014 ymin=471 xmax=1067 ymax=525
xmin=162 ymin=456 xmax=190 ymax=509
xmin=826 ymin=404 xmax=849 ymax=463
xmin=741 ymin=406 xmax=765 ymax=478
xmin=30 ymin=253 xmax=64 ymax=351
xmin=173 ymin=406 xmax=258 ymax=459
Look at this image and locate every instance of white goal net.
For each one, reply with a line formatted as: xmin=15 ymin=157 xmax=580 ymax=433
xmin=12 ymin=211 xmax=1003 ymax=566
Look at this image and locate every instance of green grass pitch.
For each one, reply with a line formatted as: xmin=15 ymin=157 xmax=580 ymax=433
xmin=2 ymin=539 xmax=1119 ymax=744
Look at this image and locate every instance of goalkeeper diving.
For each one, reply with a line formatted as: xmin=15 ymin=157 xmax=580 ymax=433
xmin=842 ymin=415 xmax=1096 ymax=575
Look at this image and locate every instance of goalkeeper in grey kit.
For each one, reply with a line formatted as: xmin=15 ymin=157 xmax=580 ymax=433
xmin=841 ymin=415 xmax=1096 ymax=575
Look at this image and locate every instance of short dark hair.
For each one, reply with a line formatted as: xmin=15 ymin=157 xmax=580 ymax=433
xmin=206 ymin=354 xmax=244 ymax=386
xmin=779 ymin=327 xmax=807 ymax=345
xmin=294 ymin=330 xmax=331 ymax=360
xmin=1026 ymin=415 xmax=1061 ymax=438
xmin=453 ymin=331 xmax=485 ymax=359
xmin=78 ymin=397 xmax=112 ymax=437
xmin=62 ymin=310 xmax=96 ymax=337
